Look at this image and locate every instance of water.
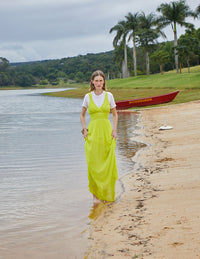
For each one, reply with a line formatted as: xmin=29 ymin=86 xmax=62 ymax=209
xmin=0 ymin=89 xmax=141 ymax=258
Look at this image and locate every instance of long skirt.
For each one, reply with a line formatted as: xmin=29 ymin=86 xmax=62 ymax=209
xmin=85 ymin=118 xmax=118 ymax=201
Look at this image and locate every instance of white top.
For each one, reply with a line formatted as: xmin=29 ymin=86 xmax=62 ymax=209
xmin=82 ymin=91 xmax=116 ymax=109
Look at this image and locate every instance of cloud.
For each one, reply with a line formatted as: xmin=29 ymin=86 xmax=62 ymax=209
xmin=0 ymin=0 xmax=93 ymax=8
xmin=0 ymin=33 xmax=114 ymax=62
xmin=0 ymin=44 xmax=42 ymax=62
xmin=0 ymin=0 xmax=169 ymax=42
xmin=1 ymin=1 xmax=109 ymax=42
xmin=0 ymin=0 xmax=199 ymax=62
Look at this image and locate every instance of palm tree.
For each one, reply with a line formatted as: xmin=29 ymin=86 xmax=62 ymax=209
xmin=125 ymin=12 xmax=139 ymax=76
xmin=109 ymin=20 xmax=129 ymax=78
xmin=138 ymin=12 xmax=165 ymax=75
xmin=156 ymin=0 xmax=196 ymax=73
xmin=113 ymin=44 xmax=126 ymax=78
xmin=196 ymin=4 xmax=200 ymax=17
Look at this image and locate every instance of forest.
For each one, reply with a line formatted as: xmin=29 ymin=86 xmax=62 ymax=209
xmin=0 ymin=0 xmax=199 ymax=87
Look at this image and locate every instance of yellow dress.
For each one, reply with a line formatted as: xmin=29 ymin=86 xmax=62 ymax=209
xmin=85 ymin=92 xmax=118 ymax=202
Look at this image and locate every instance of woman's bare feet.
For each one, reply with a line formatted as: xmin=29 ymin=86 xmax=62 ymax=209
xmin=93 ymin=194 xmax=101 ymax=205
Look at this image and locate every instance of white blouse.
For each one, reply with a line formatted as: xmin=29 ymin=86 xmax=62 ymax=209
xmin=82 ymin=91 xmax=116 ymax=109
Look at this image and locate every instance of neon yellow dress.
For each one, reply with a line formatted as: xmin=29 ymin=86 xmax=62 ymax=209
xmin=85 ymin=92 xmax=118 ymax=202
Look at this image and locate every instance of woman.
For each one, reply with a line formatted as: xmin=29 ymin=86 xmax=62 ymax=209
xmin=80 ymin=70 xmax=118 ymax=204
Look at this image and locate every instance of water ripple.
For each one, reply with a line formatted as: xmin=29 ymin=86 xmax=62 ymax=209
xmin=0 ymin=89 xmax=140 ymax=258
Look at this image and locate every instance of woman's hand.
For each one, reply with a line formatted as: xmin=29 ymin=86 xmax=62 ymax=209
xmin=80 ymin=107 xmax=88 ymax=139
xmin=112 ymin=129 xmax=117 ymax=139
xmin=111 ymin=107 xmax=118 ymax=140
xmin=82 ymin=128 xmax=88 ymax=138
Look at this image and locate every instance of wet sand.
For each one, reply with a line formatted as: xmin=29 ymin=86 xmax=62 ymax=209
xmin=86 ymin=101 xmax=200 ymax=258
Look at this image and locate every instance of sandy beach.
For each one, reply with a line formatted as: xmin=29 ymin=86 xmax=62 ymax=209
xmin=86 ymin=100 xmax=200 ymax=259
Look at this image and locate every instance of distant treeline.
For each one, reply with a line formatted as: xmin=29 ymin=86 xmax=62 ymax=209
xmin=0 ymin=29 xmax=200 ymax=87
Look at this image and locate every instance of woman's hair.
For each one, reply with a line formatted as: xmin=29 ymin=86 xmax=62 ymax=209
xmin=89 ymin=70 xmax=107 ymax=91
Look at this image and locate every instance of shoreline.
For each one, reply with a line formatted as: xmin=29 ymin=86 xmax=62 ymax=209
xmin=86 ymin=100 xmax=200 ymax=258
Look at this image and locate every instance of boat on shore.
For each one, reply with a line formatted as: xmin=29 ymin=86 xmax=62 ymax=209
xmin=116 ymin=90 xmax=179 ymax=110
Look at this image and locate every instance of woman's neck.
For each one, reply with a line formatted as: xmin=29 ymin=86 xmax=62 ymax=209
xmin=94 ymin=89 xmax=103 ymax=95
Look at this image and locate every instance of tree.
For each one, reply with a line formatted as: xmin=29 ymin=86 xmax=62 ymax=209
xmin=40 ymin=79 xmax=49 ymax=85
xmin=32 ymin=64 xmax=46 ymax=78
xmin=194 ymin=28 xmax=200 ymax=64
xmin=0 ymin=72 xmax=10 ymax=86
xmin=125 ymin=12 xmax=139 ymax=76
xmin=15 ymin=73 xmax=37 ymax=87
xmin=196 ymin=4 xmax=200 ymax=17
xmin=113 ymin=44 xmax=125 ymax=74
xmin=47 ymin=72 xmax=57 ymax=83
xmin=151 ymin=50 xmax=170 ymax=74
xmin=0 ymin=57 xmax=9 ymax=72
xmin=75 ymin=71 xmax=84 ymax=82
xmin=177 ymin=29 xmax=199 ymax=72
xmin=158 ymin=41 xmax=175 ymax=71
xmin=138 ymin=12 xmax=165 ymax=75
xmin=112 ymin=43 xmax=133 ymax=78
xmin=109 ymin=20 xmax=129 ymax=78
xmin=157 ymin=0 xmax=196 ymax=73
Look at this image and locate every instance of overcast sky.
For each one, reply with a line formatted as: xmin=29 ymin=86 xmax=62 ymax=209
xmin=0 ymin=0 xmax=199 ymax=63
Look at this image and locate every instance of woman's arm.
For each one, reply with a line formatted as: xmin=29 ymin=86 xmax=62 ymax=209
xmin=111 ymin=107 xmax=118 ymax=139
xmin=80 ymin=106 xmax=88 ymax=138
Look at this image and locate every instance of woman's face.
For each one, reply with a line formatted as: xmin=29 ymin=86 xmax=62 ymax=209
xmin=92 ymin=75 xmax=104 ymax=90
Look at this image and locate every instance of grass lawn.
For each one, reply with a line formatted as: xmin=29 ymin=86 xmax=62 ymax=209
xmin=45 ymin=65 xmax=200 ymax=108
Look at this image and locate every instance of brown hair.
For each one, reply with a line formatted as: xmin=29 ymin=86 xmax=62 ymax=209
xmin=89 ymin=70 xmax=107 ymax=91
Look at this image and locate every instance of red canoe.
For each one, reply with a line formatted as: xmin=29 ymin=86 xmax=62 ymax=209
xmin=116 ymin=90 xmax=179 ymax=110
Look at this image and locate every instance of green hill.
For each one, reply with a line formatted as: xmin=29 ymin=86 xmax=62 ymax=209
xmin=46 ymin=66 xmax=200 ymax=107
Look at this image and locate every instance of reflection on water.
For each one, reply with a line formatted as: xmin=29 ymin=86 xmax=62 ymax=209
xmin=118 ymin=112 xmax=139 ymax=159
xmin=0 ymin=89 xmax=143 ymax=258
xmin=117 ymin=112 xmax=146 ymax=164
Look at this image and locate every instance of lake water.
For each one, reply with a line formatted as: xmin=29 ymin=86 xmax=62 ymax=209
xmin=0 ymin=88 xmax=141 ymax=258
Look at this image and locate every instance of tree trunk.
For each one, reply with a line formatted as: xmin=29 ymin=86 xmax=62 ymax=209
xmin=160 ymin=64 xmax=163 ymax=75
xmin=124 ymin=40 xmax=128 ymax=78
xmin=146 ymin=51 xmax=150 ymax=75
xmin=173 ymin=22 xmax=179 ymax=73
xmin=122 ymin=61 xmax=125 ymax=78
xmin=133 ymin=40 xmax=137 ymax=76
xmin=179 ymin=62 xmax=182 ymax=74
xmin=187 ymin=57 xmax=190 ymax=73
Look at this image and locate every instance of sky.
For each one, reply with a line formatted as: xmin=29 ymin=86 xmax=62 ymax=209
xmin=0 ymin=0 xmax=199 ymax=63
